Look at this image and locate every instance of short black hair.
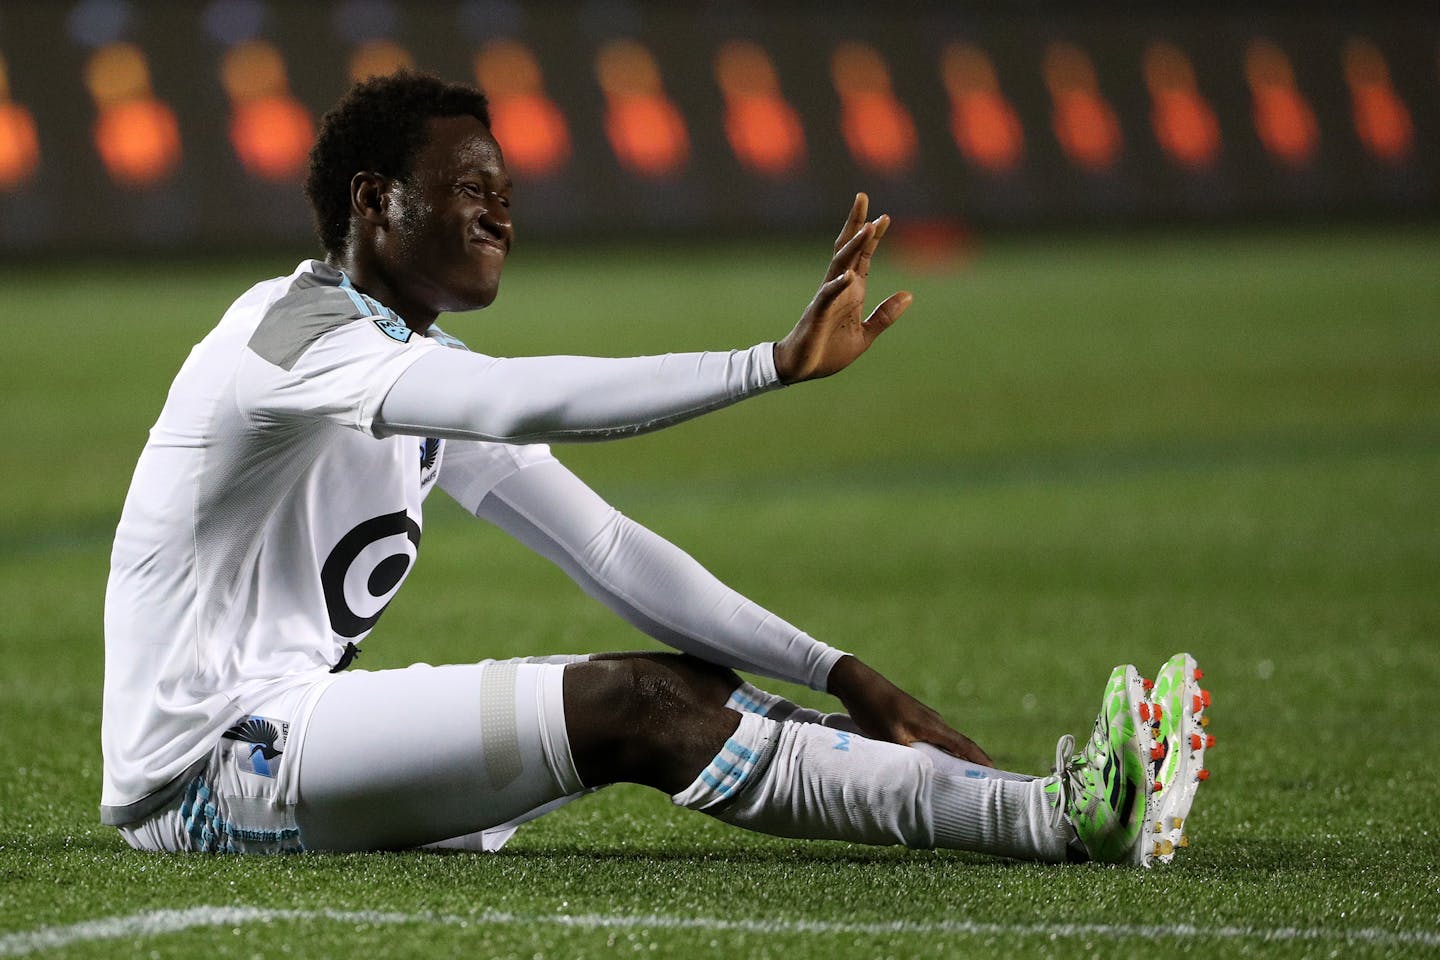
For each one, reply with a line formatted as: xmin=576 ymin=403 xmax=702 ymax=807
xmin=305 ymin=70 xmax=491 ymax=256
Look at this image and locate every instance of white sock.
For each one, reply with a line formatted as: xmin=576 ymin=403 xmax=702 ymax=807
xmin=672 ymin=713 xmax=1071 ymax=861
xmin=725 ymin=682 xmax=859 ymax=731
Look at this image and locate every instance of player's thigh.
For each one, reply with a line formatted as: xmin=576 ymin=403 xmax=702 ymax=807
xmin=296 ymin=660 xmax=584 ymax=851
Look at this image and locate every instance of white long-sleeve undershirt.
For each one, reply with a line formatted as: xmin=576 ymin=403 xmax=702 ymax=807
xmin=375 ymin=339 xmax=842 ymax=689
xmin=448 ymin=455 xmax=844 ymax=691
xmin=376 ymin=342 xmax=782 ymax=443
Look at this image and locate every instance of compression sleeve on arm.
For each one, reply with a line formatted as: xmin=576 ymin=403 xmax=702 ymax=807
xmin=462 ymin=458 xmax=845 ymax=691
xmin=375 ymin=343 xmax=781 ymax=443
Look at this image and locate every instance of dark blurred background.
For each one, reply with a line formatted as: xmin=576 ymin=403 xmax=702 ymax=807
xmin=0 ymin=0 xmax=1435 ymax=253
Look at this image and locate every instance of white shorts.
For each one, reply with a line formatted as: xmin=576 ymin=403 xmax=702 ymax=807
xmin=118 ymin=657 xmax=587 ymax=854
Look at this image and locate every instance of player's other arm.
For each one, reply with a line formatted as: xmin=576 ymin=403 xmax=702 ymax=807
xmin=439 ymin=449 xmax=991 ymax=765
xmin=374 ymin=194 xmax=910 ymax=443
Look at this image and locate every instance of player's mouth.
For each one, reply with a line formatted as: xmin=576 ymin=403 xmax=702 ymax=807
xmin=469 ymin=234 xmax=508 ymax=254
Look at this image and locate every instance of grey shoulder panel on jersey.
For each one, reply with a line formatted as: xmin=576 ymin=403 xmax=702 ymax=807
xmin=247 ymin=263 xmax=365 ymax=372
xmin=425 ymin=324 xmax=472 ymax=352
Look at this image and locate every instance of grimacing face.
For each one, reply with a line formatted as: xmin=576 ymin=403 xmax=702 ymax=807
xmin=378 ymin=114 xmax=514 ymax=316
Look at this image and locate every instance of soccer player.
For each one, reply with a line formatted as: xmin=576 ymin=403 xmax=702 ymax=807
xmin=102 ymin=72 xmax=1210 ymax=864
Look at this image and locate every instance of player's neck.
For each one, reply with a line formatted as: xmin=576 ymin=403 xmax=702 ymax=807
xmin=326 ymin=253 xmax=437 ymax=333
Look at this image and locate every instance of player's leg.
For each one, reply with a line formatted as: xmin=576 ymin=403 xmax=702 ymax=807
xmin=295 ymin=651 xmax=848 ymax=852
xmin=590 ymin=651 xmax=859 ymax=731
xmin=295 ymin=659 xmax=587 ymax=851
xmin=560 ymin=656 xmax=1104 ymax=862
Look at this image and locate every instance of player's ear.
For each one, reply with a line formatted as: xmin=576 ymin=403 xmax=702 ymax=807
xmin=350 ymin=172 xmax=390 ymax=228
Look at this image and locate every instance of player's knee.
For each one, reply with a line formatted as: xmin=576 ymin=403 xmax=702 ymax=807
xmin=563 ymin=658 xmax=728 ymax=790
xmin=589 ymin=652 xmax=741 ymax=706
xmin=571 ymin=657 xmax=700 ymax=733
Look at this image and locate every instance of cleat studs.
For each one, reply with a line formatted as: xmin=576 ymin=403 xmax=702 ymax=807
xmin=1190 ymin=733 xmax=1204 ymax=750
xmin=1192 ymin=694 xmax=1204 ymax=713
xmin=1194 ymin=668 xmax=1204 ymax=680
xmin=1154 ymin=703 xmax=1164 ymax=721
xmin=1139 ymin=703 xmax=1151 ymax=722
xmin=1154 ymin=821 xmax=1164 ymax=833
xmin=1153 ymin=841 xmax=1163 ymax=856
xmin=1206 ymin=734 xmax=1216 ymax=749
xmin=1196 ymin=769 xmax=1210 ymax=781
xmin=1142 ymin=678 xmax=1155 ymax=692
xmin=1151 ymin=744 xmax=1166 ymax=761
xmin=1200 ymin=715 xmax=1210 ymax=728
xmin=1160 ymin=840 xmax=1174 ymax=856
xmin=1201 ymin=689 xmax=1212 ymax=707
xmin=1153 ymin=780 xmax=1164 ymax=793
xmin=1179 ymin=835 xmax=1190 ymax=848
xmin=1171 ymin=816 xmax=1184 ymax=829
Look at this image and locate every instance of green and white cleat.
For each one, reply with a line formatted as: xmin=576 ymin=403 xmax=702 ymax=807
xmin=1048 ymin=664 xmax=1156 ymax=865
xmin=1140 ymin=652 xmax=1213 ymax=864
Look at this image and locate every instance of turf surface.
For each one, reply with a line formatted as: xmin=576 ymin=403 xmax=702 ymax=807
xmin=1 ymin=226 xmax=1438 ymax=958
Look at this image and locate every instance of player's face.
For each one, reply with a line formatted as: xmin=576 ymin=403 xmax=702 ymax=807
xmin=384 ymin=115 xmax=513 ymax=315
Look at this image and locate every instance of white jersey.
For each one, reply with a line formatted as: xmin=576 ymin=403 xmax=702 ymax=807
xmin=101 ymin=260 xmax=542 ymax=824
xmin=103 ymin=259 xmax=841 ymax=826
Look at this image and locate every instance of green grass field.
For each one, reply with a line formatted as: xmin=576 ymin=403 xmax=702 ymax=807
xmin=1 ymin=226 xmax=1438 ymax=958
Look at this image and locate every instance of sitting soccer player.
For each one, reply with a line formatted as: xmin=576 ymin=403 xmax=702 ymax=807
xmin=101 ymin=72 xmax=1210 ymax=865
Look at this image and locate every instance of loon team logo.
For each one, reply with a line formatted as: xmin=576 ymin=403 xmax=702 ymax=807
xmin=419 ymin=437 xmax=441 ymax=486
xmin=221 ymin=715 xmax=289 ymax=778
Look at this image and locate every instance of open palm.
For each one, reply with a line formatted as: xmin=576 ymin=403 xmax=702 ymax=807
xmin=773 ymin=193 xmax=912 ymax=383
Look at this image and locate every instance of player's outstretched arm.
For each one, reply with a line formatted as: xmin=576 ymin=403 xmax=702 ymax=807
xmin=772 ymin=192 xmax=913 ymax=384
xmin=827 ymin=655 xmax=994 ymax=766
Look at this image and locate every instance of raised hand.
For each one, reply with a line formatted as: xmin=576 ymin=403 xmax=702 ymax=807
xmin=772 ymin=192 xmax=912 ymax=384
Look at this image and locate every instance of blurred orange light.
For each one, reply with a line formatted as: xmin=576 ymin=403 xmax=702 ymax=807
xmin=1143 ymin=42 xmax=1220 ymax=171
xmin=222 ymin=40 xmax=289 ymax=102
xmin=230 ymin=95 xmax=313 ymax=181
xmin=724 ymin=95 xmax=805 ymax=177
xmin=95 ymin=97 xmax=181 ymax=186
xmin=0 ymin=101 xmax=40 ymax=189
xmin=0 ymin=53 xmax=39 ymax=190
xmin=596 ymin=40 xmax=689 ymax=177
xmin=1245 ymin=40 xmax=1318 ymax=168
xmin=597 ymin=39 xmax=663 ymax=97
xmin=1343 ymin=38 xmax=1412 ymax=163
xmin=1044 ymin=43 xmax=1122 ymax=172
xmin=490 ymin=95 xmax=571 ymax=177
xmin=941 ymin=44 xmax=1023 ymax=174
xmin=476 ymin=41 xmax=571 ymax=178
xmin=605 ymin=95 xmax=689 ymax=177
xmin=830 ymin=43 xmax=916 ymax=175
xmin=85 ymin=43 xmax=153 ymax=108
xmin=716 ymin=41 xmax=805 ymax=177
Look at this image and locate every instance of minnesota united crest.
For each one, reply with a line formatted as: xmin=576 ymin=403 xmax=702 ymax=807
xmin=221 ymin=715 xmax=289 ymax=778
xmin=419 ymin=437 xmax=441 ymax=486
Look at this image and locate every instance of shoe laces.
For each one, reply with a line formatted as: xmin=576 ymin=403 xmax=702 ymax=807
xmin=1049 ymin=733 xmax=1077 ymax=831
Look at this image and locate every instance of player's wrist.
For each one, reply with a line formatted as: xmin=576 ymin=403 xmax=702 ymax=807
xmin=825 ymin=654 xmax=873 ymax=700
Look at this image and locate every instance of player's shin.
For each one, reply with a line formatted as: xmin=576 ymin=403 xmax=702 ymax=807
xmin=671 ymin=713 xmax=1070 ymax=862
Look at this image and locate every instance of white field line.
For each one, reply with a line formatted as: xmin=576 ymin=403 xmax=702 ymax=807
xmin=2 ymin=906 xmax=1438 ymax=956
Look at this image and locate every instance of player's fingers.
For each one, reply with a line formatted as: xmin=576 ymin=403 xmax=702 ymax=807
xmin=854 ymin=215 xmax=890 ymax=277
xmin=814 ymin=269 xmax=859 ymax=310
xmin=825 ymin=221 xmax=873 ymax=281
xmin=862 ymin=291 xmax=912 ymax=339
xmin=861 ymin=215 xmax=889 ymax=256
xmin=955 ymin=736 xmax=995 ymax=767
xmin=833 ymin=192 xmax=869 ymax=252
